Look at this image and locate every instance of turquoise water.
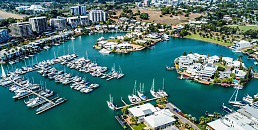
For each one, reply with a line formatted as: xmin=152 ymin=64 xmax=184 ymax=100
xmin=1 ymin=33 xmax=258 ymax=130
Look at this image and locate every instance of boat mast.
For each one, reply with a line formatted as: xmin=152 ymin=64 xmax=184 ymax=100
xmin=151 ymin=79 xmax=155 ymax=91
xmin=1 ymin=64 xmax=6 ymax=78
xmin=133 ymin=80 xmax=137 ymax=95
xmin=139 ymin=83 xmax=141 ymax=93
xmin=234 ymin=88 xmax=239 ymax=102
xmin=163 ymin=78 xmax=165 ymax=90
xmin=142 ymin=83 xmax=144 ymax=94
xmin=86 ymin=50 xmax=89 ymax=60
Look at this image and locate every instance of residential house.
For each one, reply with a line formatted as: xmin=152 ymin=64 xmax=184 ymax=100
xmin=128 ymin=103 xmax=158 ymax=123
xmin=232 ymin=69 xmax=246 ymax=79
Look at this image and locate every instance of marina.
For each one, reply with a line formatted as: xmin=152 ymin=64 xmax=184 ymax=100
xmin=1 ymin=33 xmax=258 ymax=130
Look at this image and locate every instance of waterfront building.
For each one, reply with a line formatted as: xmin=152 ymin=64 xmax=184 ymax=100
xmin=128 ymin=103 xmax=157 ymax=123
xmin=70 ymin=5 xmax=87 ymax=16
xmin=26 ymin=5 xmax=49 ymax=13
xmin=222 ymin=57 xmax=233 ymax=67
xmin=219 ymin=69 xmax=231 ymax=79
xmin=116 ymin=42 xmax=132 ymax=49
xmin=232 ymin=69 xmax=246 ymax=79
xmin=207 ymin=55 xmax=219 ymax=64
xmin=89 ymin=10 xmax=107 ymax=23
xmin=231 ymin=40 xmax=252 ymax=50
xmin=9 ymin=22 xmax=33 ymax=37
xmin=29 ymin=17 xmax=48 ymax=33
xmin=0 ymin=29 xmax=9 ymax=43
xmin=50 ymin=16 xmax=67 ymax=30
xmin=103 ymin=42 xmax=118 ymax=49
xmin=237 ymin=105 xmax=258 ymax=122
xmin=15 ymin=6 xmax=30 ymax=11
xmin=144 ymin=109 xmax=176 ymax=130
xmin=199 ymin=64 xmax=218 ymax=78
xmin=186 ymin=63 xmax=202 ymax=76
xmin=67 ymin=16 xmax=89 ymax=28
xmin=144 ymin=0 xmax=150 ymax=6
xmin=177 ymin=55 xmax=194 ymax=69
xmin=207 ymin=111 xmax=258 ymax=130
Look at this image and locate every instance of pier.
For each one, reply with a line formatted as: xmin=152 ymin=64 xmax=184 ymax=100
xmin=115 ymin=115 xmax=127 ymax=129
xmin=36 ymin=99 xmax=67 ymax=115
xmin=17 ymin=89 xmax=41 ymax=100
xmin=115 ymin=97 xmax=159 ymax=110
xmin=31 ymin=97 xmax=59 ymax=108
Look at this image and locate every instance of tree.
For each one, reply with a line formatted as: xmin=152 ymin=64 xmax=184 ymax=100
xmin=214 ymin=70 xmax=219 ymax=78
xmin=183 ymin=52 xmax=187 ymax=56
xmin=130 ymin=116 xmax=137 ymax=125
xmin=191 ymin=117 xmax=197 ymax=123
xmin=230 ymin=73 xmax=236 ymax=79
xmin=219 ymin=55 xmax=223 ymax=62
xmin=121 ymin=106 xmax=130 ymax=114
xmin=140 ymin=13 xmax=149 ymax=20
xmin=199 ymin=116 xmax=205 ymax=124
xmin=253 ymin=98 xmax=258 ymax=103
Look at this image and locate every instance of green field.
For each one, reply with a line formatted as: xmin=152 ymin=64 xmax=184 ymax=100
xmin=225 ymin=25 xmax=258 ymax=31
xmin=132 ymin=123 xmax=146 ymax=130
xmin=185 ymin=33 xmax=233 ymax=46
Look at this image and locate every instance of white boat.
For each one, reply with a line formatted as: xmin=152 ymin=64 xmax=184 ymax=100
xmin=107 ymin=94 xmax=115 ymax=110
xmin=157 ymin=78 xmax=168 ymax=97
xmin=137 ymin=83 xmax=147 ymax=100
xmin=254 ymin=93 xmax=258 ymax=99
xmin=128 ymin=81 xmax=141 ymax=103
xmin=97 ymin=37 xmax=105 ymax=41
xmin=254 ymin=62 xmax=258 ymax=65
xmin=243 ymin=94 xmax=253 ymax=104
xmin=99 ymin=49 xmax=111 ymax=54
xmin=233 ymin=50 xmax=241 ymax=53
xmin=163 ymin=34 xmax=169 ymax=41
xmin=71 ymin=37 xmax=75 ymax=40
xmin=150 ymin=79 xmax=160 ymax=98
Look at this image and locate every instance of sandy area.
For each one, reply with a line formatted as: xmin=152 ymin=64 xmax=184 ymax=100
xmin=116 ymin=9 xmax=203 ymax=25
xmin=0 ymin=10 xmax=28 ymax=19
xmin=130 ymin=44 xmax=145 ymax=50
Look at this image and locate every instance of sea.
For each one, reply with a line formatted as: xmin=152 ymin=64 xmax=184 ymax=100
xmin=0 ymin=32 xmax=258 ymax=130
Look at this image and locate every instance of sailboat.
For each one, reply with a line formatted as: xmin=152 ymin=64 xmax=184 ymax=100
xmin=107 ymin=94 xmax=115 ymax=110
xmin=150 ymin=79 xmax=160 ymax=98
xmin=228 ymin=88 xmax=246 ymax=107
xmin=137 ymin=83 xmax=147 ymax=100
xmin=157 ymin=78 xmax=168 ymax=97
xmin=85 ymin=50 xmax=90 ymax=62
xmin=1 ymin=64 xmax=6 ymax=78
xmin=128 ymin=81 xmax=141 ymax=103
xmin=117 ymin=66 xmax=124 ymax=79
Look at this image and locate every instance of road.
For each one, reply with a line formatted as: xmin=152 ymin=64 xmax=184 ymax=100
xmin=166 ymin=103 xmax=201 ymax=130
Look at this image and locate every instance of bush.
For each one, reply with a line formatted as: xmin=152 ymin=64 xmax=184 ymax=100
xmin=217 ymin=66 xmax=225 ymax=71
xmin=160 ymin=15 xmax=163 ymax=17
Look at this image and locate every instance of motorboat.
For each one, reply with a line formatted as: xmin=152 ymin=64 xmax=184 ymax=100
xmin=254 ymin=62 xmax=258 ymax=66
xmin=221 ymin=103 xmax=233 ymax=113
xmin=128 ymin=81 xmax=141 ymax=103
xmin=99 ymin=49 xmax=111 ymax=54
xmin=97 ymin=37 xmax=105 ymax=41
xmin=36 ymin=102 xmax=53 ymax=112
xmin=157 ymin=79 xmax=168 ymax=97
xmin=228 ymin=88 xmax=246 ymax=106
xmin=254 ymin=93 xmax=258 ymax=99
xmin=243 ymin=94 xmax=253 ymax=104
xmin=13 ymin=90 xmax=30 ymax=99
xmin=71 ymin=37 xmax=75 ymax=40
xmin=107 ymin=94 xmax=115 ymax=110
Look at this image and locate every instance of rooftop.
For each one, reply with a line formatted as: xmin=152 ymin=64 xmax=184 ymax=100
xmin=128 ymin=103 xmax=157 ymax=117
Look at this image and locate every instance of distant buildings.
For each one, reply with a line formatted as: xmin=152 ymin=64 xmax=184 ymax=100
xmin=50 ymin=16 xmax=67 ymax=30
xmin=0 ymin=29 xmax=9 ymax=43
xmin=70 ymin=5 xmax=87 ymax=16
xmin=67 ymin=16 xmax=89 ymax=28
xmin=9 ymin=22 xmax=33 ymax=37
xmin=15 ymin=6 xmax=30 ymax=11
xmin=89 ymin=10 xmax=107 ymax=23
xmin=16 ymin=5 xmax=49 ymax=13
xmin=231 ymin=40 xmax=251 ymax=50
xmin=29 ymin=17 xmax=48 ymax=33
xmin=144 ymin=0 xmax=150 ymax=6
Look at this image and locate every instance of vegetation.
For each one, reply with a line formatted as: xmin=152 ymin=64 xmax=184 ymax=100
xmin=139 ymin=13 xmax=149 ymax=20
xmin=132 ymin=123 xmax=146 ymax=130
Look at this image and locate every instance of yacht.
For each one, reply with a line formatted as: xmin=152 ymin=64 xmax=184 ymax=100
xmin=254 ymin=62 xmax=258 ymax=66
xmin=97 ymin=37 xmax=105 ymax=41
xmin=163 ymin=34 xmax=169 ymax=41
xmin=128 ymin=81 xmax=141 ymax=104
xmin=71 ymin=37 xmax=75 ymax=40
xmin=36 ymin=102 xmax=53 ymax=112
xmin=157 ymin=79 xmax=168 ymax=97
xmin=13 ymin=90 xmax=30 ymax=99
xmin=243 ymin=94 xmax=253 ymax=104
xmin=27 ymin=97 xmax=45 ymax=108
xmin=221 ymin=103 xmax=233 ymax=113
xmin=254 ymin=93 xmax=258 ymax=99
xmin=99 ymin=49 xmax=111 ymax=54
xmin=55 ymin=98 xmax=64 ymax=103
xmin=150 ymin=79 xmax=160 ymax=98
xmin=107 ymin=94 xmax=115 ymax=110
xmin=137 ymin=83 xmax=147 ymax=100
xmin=228 ymin=88 xmax=246 ymax=106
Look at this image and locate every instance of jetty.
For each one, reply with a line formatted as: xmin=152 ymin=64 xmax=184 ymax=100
xmin=115 ymin=97 xmax=159 ymax=110
xmin=115 ymin=115 xmax=127 ymax=129
xmin=36 ymin=99 xmax=67 ymax=115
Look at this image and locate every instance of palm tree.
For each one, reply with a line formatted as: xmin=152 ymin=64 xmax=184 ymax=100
xmin=184 ymin=123 xmax=189 ymax=129
xmin=121 ymin=106 xmax=130 ymax=114
xmin=191 ymin=117 xmax=197 ymax=123
xmin=204 ymin=117 xmax=210 ymax=124
xmin=199 ymin=116 xmax=205 ymax=124
xmin=156 ymin=98 xmax=162 ymax=104
xmin=187 ymin=114 xmax=192 ymax=119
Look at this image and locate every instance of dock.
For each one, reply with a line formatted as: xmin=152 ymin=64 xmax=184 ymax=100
xmin=31 ymin=97 xmax=59 ymax=108
xmin=116 ymin=97 xmax=158 ymax=110
xmin=36 ymin=99 xmax=67 ymax=115
xmin=17 ymin=89 xmax=41 ymax=100
xmin=115 ymin=115 xmax=127 ymax=129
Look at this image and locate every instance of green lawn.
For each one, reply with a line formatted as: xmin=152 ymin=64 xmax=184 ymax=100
xmin=225 ymin=25 xmax=258 ymax=31
xmin=185 ymin=33 xmax=233 ymax=46
xmin=214 ymin=63 xmax=228 ymax=69
xmin=196 ymin=124 xmax=207 ymax=130
xmin=132 ymin=123 xmax=146 ymax=130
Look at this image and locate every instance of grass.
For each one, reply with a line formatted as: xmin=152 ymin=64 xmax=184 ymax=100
xmin=132 ymin=123 xmax=146 ymax=130
xmin=185 ymin=33 xmax=233 ymax=46
xmin=214 ymin=63 xmax=228 ymax=69
xmin=225 ymin=25 xmax=258 ymax=31
xmin=196 ymin=124 xmax=207 ymax=130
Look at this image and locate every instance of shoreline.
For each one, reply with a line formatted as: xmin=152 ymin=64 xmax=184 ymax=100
xmin=183 ymin=36 xmax=229 ymax=48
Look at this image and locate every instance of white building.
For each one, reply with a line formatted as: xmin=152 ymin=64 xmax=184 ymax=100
xmin=208 ymin=55 xmax=219 ymax=64
xmin=177 ymin=55 xmax=194 ymax=69
xmin=67 ymin=16 xmax=89 ymax=28
xmin=144 ymin=109 xmax=176 ymax=130
xmin=89 ymin=10 xmax=107 ymax=23
xmin=128 ymin=103 xmax=158 ymax=123
xmin=29 ymin=17 xmax=48 ymax=33
xmin=222 ymin=57 xmax=233 ymax=66
xmin=50 ymin=16 xmax=67 ymax=30
xmin=15 ymin=6 xmax=30 ymax=11
xmin=200 ymin=64 xmax=218 ymax=78
xmin=70 ymin=5 xmax=87 ymax=16
xmin=26 ymin=5 xmax=49 ymax=13
xmin=232 ymin=40 xmax=251 ymax=50
xmin=186 ymin=63 xmax=202 ymax=76
xmin=0 ymin=29 xmax=9 ymax=43
xmin=207 ymin=111 xmax=258 ymax=130
xmin=116 ymin=42 xmax=132 ymax=49
xmin=232 ymin=69 xmax=246 ymax=79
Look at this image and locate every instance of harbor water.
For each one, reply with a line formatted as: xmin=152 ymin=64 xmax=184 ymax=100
xmin=1 ymin=33 xmax=258 ymax=130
